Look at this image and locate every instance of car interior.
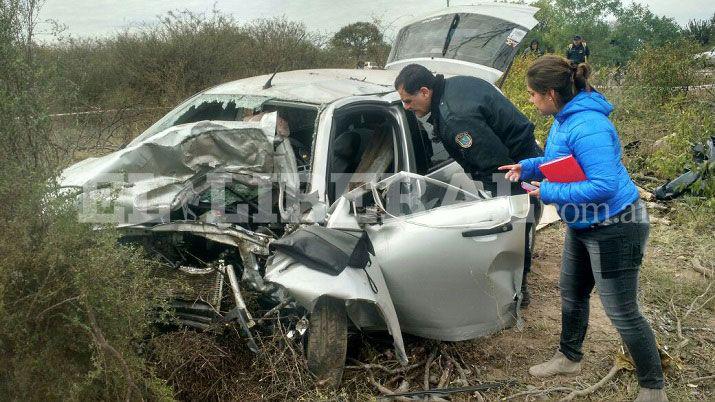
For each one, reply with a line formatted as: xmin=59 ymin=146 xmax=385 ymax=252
xmin=168 ymin=99 xmax=318 ymax=174
xmin=157 ymin=97 xmax=457 ymax=207
xmin=327 ymin=108 xmax=401 ymax=202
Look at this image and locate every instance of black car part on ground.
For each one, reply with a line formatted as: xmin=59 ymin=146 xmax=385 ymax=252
xmin=654 ymin=136 xmax=714 ymax=200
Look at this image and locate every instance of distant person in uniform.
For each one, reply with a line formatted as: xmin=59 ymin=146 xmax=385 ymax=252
xmin=566 ymin=35 xmax=589 ymax=63
xmin=523 ymin=39 xmax=544 ymax=57
xmin=394 ymin=64 xmax=543 ymax=307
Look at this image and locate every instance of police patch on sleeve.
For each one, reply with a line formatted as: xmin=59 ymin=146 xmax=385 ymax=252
xmin=455 ymin=131 xmax=473 ymax=148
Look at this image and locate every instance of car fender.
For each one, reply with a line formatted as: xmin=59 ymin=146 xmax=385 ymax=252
xmin=264 ymin=251 xmax=408 ymax=364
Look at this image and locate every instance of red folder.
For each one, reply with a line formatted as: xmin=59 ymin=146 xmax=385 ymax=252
xmin=538 ymin=155 xmax=587 ymax=183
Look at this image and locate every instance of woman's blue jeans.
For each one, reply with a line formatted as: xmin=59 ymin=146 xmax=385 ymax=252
xmin=558 ymin=201 xmax=664 ymax=389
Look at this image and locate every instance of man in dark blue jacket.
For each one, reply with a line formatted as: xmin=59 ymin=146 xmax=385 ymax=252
xmin=394 ymin=63 xmax=543 ymax=307
xmin=566 ymin=35 xmax=590 ymax=64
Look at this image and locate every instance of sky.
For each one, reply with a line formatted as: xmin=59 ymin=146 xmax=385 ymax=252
xmin=36 ymin=0 xmax=715 ymax=41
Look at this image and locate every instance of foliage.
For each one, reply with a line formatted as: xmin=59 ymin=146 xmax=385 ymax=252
xmin=604 ymin=3 xmax=683 ymax=66
xmin=685 ymin=13 xmax=715 ymax=46
xmin=528 ymin=0 xmax=682 ymax=66
xmin=501 ymin=54 xmax=553 ymax=145
xmin=621 ymin=39 xmax=702 ymax=101
xmin=329 ymin=21 xmax=391 ymax=65
xmin=0 ymin=189 xmax=174 ymax=400
xmin=609 ymin=40 xmax=715 ymax=197
xmin=39 ymin=10 xmax=350 ymax=111
xmin=0 ymin=1 xmax=173 ymax=399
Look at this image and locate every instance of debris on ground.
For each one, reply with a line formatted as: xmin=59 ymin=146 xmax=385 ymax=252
xmin=654 ymin=136 xmax=714 ymax=200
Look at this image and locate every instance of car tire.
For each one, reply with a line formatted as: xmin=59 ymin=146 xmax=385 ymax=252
xmin=305 ymin=295 xmax=347 ymax=387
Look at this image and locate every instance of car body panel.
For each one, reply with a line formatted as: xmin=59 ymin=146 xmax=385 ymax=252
xmin=204 ymin=69 xmax=397 ymax=104
xmin=386 ymin=4 xmax=538 ymax=82
xmin=368 ymin=195 xmax=528 ymax=340
xmin=265 ymin=251 xmax=408 ymax=364
xmin=60 ymin=113 xmax=300 ymax=225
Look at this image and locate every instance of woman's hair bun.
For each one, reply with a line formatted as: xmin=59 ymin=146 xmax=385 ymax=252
xmin=574 ymin=63 xmax=591 ymax=91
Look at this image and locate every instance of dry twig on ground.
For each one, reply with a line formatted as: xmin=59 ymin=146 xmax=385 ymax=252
xmin=671 ymin=282 xmax=714 ymax=346
xmin=686 ymin=374 xmax=715 ymax=383
xmin=424 ymin=346 xmax=439 ymax=390
xmin=691 ymin=259 xmax=713 ymax=278
xmin=559 ymin=363 xmax=622 ymax=401
xmin=504 ymin=386 xmax=575 ymax=400
xmin=346 ymin=359 xmax=423 ymax=375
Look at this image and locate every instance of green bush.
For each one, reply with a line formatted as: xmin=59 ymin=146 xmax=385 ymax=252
xmin=529 ymin=0 xmax=682 ymax=67
xmin=0 ymin=183 xmax=174 ymax=400
xmin=611 ymin=40 xmax=714 ymax=199
xmin=39 ymin=10 xmax=351 ymax=112
xmin=622 ymin=39 xmax=702 ymax=102
xmin=0 ymin=1 xmax=173 ymax=399
xmin=501 ymin=54 xmax=553 ymax=145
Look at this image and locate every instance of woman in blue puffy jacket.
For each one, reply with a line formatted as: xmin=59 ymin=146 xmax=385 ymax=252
xmin=499 ymin=55 xmax=666 ymax=402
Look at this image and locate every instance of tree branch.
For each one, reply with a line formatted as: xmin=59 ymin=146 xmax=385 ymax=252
xmin=559 ymin=363 xmax=622 ymax=401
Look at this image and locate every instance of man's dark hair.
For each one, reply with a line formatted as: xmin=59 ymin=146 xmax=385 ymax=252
xmin=394 ymin=64 xmax=436 ymax=94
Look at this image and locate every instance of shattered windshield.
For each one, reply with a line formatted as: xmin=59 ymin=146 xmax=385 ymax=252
xmin=131 ymin=94 xmax=270 ymax=145
xmin=387 ymin=13 xmax=526 ymax=72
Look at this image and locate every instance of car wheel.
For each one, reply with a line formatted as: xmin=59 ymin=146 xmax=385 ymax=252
xmin=305 ymin=295 xmax=347 ymax=387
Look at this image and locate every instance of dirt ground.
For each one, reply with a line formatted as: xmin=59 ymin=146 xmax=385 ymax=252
xmin=153 ymin=217 xmax=714 ymax=401
xmin=336 ymin=220 xmax=715 ymax=401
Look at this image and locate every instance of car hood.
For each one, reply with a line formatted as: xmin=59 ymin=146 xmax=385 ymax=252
xmin=60 ymin=112 xmax=298 ymax=225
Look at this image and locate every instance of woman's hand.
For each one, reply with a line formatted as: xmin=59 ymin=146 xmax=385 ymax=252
xmin=498 ymin=164 xmax=522 ymax=182
xmin=527 ymin=181 xmax=541 ymax=199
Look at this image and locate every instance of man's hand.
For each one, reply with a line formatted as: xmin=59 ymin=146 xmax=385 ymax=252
xmin=498 ymin=163 xmax=522 ymax=182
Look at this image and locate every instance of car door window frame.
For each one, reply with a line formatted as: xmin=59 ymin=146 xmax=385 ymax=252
xmin=325 ymin=103 xmax=410 ymax=204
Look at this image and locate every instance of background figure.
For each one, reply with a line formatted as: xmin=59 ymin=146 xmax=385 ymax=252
xmin=523 ymin=39 xmax=544 ymax=57
xmin=566 ymin=35 xmax=590 ymax=63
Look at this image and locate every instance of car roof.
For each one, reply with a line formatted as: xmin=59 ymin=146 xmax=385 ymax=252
xmin=204 ymin=68 xmax=400 ymax=105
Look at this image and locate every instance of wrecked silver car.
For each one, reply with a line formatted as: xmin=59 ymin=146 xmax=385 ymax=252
xmin=60 ymin=4 xmax=539 ymax=385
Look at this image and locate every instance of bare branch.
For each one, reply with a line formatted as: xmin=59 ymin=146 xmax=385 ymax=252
xmin=504 ymin=386 xmax=575 ymax=400
xmin=559 ymin=364 xmax=622 ymax=401
xmin=346 ymin=360 xmax=423 ymax=375
xmin=366 ymin=370 xmax=411 ymax=401
xmin=424 ymin=346 xmax=439 ymax=390
xmin=84 ymin=301 xmax=142 ymax=402
xmin=35 ymin=295 xmax=80 ymax=320
xmin=444 ymin=351 xmax=470 ymax=386
xmin=437 ymin=360 xmax=453 ymax=388
xmin=686 ymin=375 xmax=715 ymax=383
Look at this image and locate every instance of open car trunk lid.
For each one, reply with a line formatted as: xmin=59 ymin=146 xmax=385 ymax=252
xmin=385 ymin=4 xmax=538 ymax=83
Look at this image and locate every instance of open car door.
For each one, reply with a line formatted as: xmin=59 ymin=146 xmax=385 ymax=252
xmin=385 ymin=4 xmax=538 ymax=83
xmin=266 ymin=172 xmax=529 ymax=364
xmin=356 ymin=172 xmax=530 ymax=341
